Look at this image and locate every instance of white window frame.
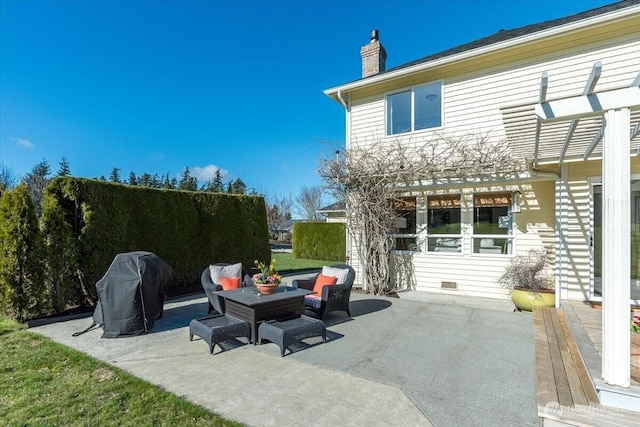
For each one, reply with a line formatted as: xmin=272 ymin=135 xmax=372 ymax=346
xmin=471 ymin=192 xmax=514 ymax=256
xmin=425 ymin=194 xmax=463 ymax=255
xmin=385 ymin=80 xmax=444 ymax=136
xmin=391 ymin=196 xmax=419 ymax=252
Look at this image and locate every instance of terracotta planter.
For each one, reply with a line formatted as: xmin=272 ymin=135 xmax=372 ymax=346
xmin=511 ymin=287 xmax=555 ymax=312
xmin=632 ymin=334 xmax=640 ymax=383
xmin=254 ymin=283 xmax=279 ymax=295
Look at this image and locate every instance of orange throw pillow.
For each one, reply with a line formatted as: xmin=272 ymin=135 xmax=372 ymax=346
xmin=220 ymin=276 xmax=241 ymax=290
xmin=313 ymin=274 xmax=337 ymax=295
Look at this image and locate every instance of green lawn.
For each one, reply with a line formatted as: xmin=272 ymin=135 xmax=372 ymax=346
xmin=272 ymin=252 xmax=343 ymax=275
xmin=0 ymin=316 xmax=241 ymax=427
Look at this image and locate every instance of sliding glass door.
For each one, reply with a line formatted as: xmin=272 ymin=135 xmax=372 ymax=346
xmin=591 ymin=180 xmax=640 ymax=302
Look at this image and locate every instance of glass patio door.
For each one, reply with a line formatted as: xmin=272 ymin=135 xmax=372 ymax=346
xmin=591 ymin=181 xmax=640 ymax=302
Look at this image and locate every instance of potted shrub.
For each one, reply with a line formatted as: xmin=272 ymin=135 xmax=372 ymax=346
xmin=498 ymin=248 xmax=555 ymax=312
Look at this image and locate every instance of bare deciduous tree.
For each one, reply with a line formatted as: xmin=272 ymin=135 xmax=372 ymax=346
xmin=319 ymin=131 xmax=526 ymax=295
xmin=266 ymin=194 xmax=293 ymax=240
xmin=0 ymin=164 xmax=19 ymax=192
xmin=295 ymin=185 xmax=324 ymax=220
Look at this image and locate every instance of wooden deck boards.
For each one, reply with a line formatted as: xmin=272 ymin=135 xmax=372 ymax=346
xmin=532 ymin=306 xmax=640 ymax=426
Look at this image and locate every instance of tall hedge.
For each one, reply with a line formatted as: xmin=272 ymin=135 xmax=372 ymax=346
xmin=0 ymin=185 xmax=48 ymax=320
xmin=43 ymin=177 xmax=270 ymax=302
xmin=292 ymin=222 xmax=346 ymax=261
xmin=40 ymin=191 xmax=80 ymax=312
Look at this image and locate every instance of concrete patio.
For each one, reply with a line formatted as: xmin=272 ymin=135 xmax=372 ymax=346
xmin=31 ymin=289 xmax=538 ymax=427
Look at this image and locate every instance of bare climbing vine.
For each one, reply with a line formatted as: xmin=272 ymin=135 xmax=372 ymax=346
xmin=319 ymin=131 xmax=526 ymax=295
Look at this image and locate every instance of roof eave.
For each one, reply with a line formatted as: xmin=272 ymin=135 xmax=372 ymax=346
xmin=323 ymin=5 xmax=640 ymax=102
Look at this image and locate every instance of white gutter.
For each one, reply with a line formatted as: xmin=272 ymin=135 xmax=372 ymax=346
xmin=323 ymin=5 xmax=640 ymax=99
xmin=527 ymin=162 xmax=560 ymax=180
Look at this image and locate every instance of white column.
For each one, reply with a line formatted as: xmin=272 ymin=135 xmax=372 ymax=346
xmin=601 ymin=108 xmax=631 ymax=387
xmin=555 ymin=163 xmax=569 ymax=306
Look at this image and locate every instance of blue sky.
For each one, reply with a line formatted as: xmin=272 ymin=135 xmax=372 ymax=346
xmin=0 ymin=0 xmax=614 ymax=200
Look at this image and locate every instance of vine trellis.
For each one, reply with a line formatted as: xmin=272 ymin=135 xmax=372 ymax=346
xmin=319 ymin=132 xmax=527 ymax=295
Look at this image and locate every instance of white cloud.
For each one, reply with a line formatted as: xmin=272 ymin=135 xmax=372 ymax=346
xmin=13 ymin=137 xmax=34 ymax=149
xmin=191 ymin=164 xmax=228 ymax=182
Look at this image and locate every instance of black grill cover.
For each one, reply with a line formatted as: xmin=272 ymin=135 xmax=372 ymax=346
xmin=93 ymin=251 xmax=172 ymax=338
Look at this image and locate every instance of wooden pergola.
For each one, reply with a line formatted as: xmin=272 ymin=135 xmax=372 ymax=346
xmin=532 ymin=62 xmax=640 ymax=388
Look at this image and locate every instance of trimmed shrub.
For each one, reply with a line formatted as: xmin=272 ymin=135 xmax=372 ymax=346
xmin=44 ymin=178 xmax=270 ymax=302
xmin=0 ymin=185 xmax=48 ymax=320
xmin=40 ymin=191 xmax=80 ymax=313
xmin=292 ymin=222 xmax=346 ymax=261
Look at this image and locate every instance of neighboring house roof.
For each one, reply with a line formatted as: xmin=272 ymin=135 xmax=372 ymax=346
xmin=325 ymin=0 xmax=640 ymax=95
xmin=317 ymin=200 xmax=346 ymax=214
xmin=276 ymin=219 xmax=301 ymax=232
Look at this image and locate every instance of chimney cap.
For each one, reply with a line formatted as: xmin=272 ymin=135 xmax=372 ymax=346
xmin=370 ymin=29 xmax=379 ymax=42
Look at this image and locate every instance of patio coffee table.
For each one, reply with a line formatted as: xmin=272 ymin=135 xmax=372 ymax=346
xmin=215 ymin=286 xmax=312 ymax=344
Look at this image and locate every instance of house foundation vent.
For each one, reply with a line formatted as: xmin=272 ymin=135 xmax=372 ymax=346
xmin=441 ymin=281 xmax=457 ymax=290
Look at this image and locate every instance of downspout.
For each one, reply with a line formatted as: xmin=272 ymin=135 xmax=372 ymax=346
xmin=337 ymin=90 xmax=348 ymax=109
xmin=337 ymin=89 xmax=357 ymax=285
xmin=528 ymin=162 xmax=563 ymax=308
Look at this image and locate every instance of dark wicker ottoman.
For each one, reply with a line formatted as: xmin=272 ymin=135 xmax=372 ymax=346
xmin=258 ymin=315 xmax=326 ymax=357
xmin=189 ymin=315 xmax=250 ymax=354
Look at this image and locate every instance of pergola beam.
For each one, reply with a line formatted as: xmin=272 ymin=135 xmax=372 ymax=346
xmin=631 ymin=122 xmax=640 ymax=140
xmin=583 ymin=61 xmax=602 ymax=94
xmin=560 ymin=62 xmax=602 ymax=161
xmin=535 ymin=86 xmax=640 ymax=122
xmin=533 ymin=72 xmax=548 ymax=168
xmin=583 ymin=124 xmax=605 ymax=160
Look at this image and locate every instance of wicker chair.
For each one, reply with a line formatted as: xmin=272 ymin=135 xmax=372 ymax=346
xmin=201 ymin=263 xmax=251 ymax=314
xmin=292 ymin=264 xmax=356 ymax=320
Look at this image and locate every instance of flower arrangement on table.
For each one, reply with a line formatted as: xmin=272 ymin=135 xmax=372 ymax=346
xmin=251 ymin=260 xmax=282 ymax=295
xmin=252 ymin=259 xmax=281 ymax=285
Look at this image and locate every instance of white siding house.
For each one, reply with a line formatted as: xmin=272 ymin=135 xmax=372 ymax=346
xmin=325 ymin=0 xmax=640 ymax=391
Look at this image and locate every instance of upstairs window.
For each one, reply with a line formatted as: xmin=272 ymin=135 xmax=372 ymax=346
xmin=386 ymin=81 xmax=442 ymax=135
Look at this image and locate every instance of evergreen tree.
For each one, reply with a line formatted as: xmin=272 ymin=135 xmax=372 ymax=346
xmin=128 ymin=171 xmax=137 ymax=186
xmin=229 ymin=178 xmax=247 ymax=194
xmin=178 ymin=167 xmax=198 ymax=191
xmin=23 ymin=159 xmax=51 ymax=217
xmin=41 ymin=191 xmax=79 ymax=313
xmin=0 ymin=184 xmax=47 ymax=320
xmin=150 ymin=173 xmax=161 ymax=188
xmin=202 ymin=179 xmax=218 ymax=192
xmin=56 ymin=157 xmax=71 ymax=177
xmin=163 ymin=173 xmax=173 ymax=189
xmin=109 ymin=167 xmax=121 ymax=183
xmin=213 ymin=170 xmax=224 ymax=192
xmin=137 ymin=173 xmax=150 ymax=187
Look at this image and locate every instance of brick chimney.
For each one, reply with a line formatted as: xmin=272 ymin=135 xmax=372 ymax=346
xmin=360 ymin=29 xmax=386 ymax=78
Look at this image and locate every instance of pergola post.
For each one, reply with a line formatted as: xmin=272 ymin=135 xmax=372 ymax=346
xmin=555 ymin=163 xmax=569 ymax=305
xmin=601 ymin=107 xmax=631 ymax=387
